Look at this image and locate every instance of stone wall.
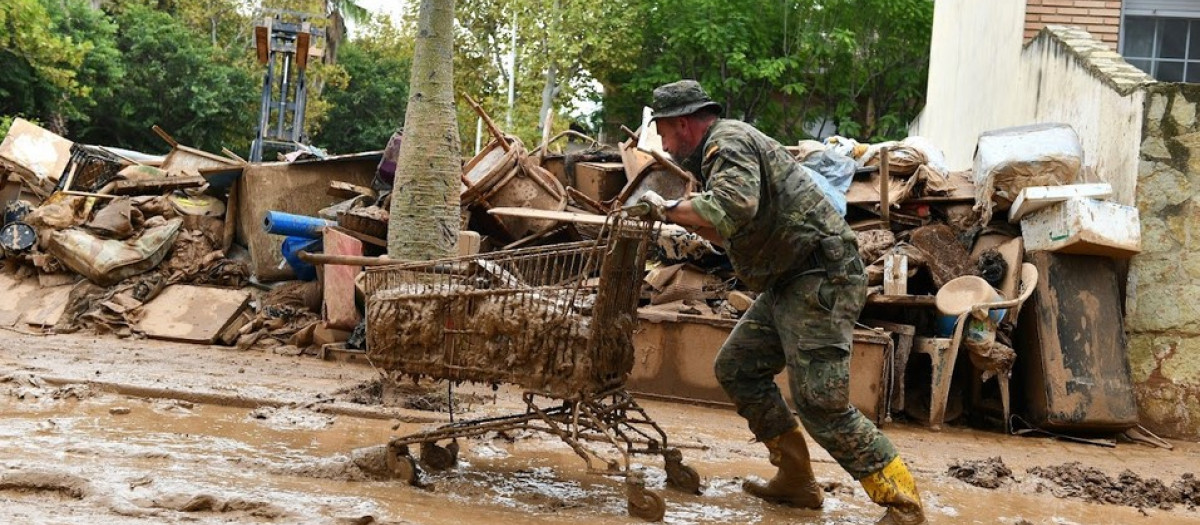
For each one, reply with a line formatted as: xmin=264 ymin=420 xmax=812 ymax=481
xmin=1025 ymin=0 xmax=1122 ymax=47
xmin=1128 ymin=83 xmax=1200 ymax=440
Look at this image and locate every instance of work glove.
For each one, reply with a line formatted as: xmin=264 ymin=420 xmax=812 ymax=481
xmin=626 ymin=190 xmax=678 ymax=222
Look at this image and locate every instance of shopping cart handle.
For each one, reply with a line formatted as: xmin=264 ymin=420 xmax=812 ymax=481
xmin=622 ymin=202 xmax=653 ymax=218
xmin=486 ymin=207 xmax=688 ymax=234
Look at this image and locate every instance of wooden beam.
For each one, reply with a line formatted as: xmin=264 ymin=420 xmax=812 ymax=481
xmin=879 ymin=147 xmax=890 ymax=229
xmin=152 ymin=125 xmax=179 ymax=147
xmin=298 ymin=250 xmax=394 ymax=267
xmin=329 ymin=225 xmax=385 ymax=248
xmin=463 ymin=93 xmax=510 ymax=152
xmin=866 ymin=294 xmax=936 ymax=307
xmin=327 ymin=180 xmax=377 ymax=200
xmin=112 ymin=175 xmax=205 ymax=195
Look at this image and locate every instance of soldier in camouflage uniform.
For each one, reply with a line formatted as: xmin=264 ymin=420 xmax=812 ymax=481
xmin=636 ymin=80 xmax=926 ymax=525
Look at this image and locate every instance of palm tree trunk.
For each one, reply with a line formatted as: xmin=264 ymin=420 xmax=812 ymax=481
xmin=387 ymin=0 xmax=460 ymax=261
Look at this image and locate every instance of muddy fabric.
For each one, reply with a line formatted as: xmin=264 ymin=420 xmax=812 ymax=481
xmin=687 ymin=119 xmax=855 ymax=291
xmin=56 ymin=272 xmax=166 ymax=335
xmin=86 ymin=199 xmax=143 ymax=240
xmin=47 ymin=218 xmax=182 ymax=287
xmin=158 ymin=228 xmax=249 ymax=288
xmin=652 ymin=228 xmax=721 ymax=264
xmin=713 ymin=265 xmax=898 ymax=480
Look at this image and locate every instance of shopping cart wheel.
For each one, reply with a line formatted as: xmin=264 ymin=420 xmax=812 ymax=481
xmin=663 ymin=448 xmax=701 ymax=495
xmin=626 ymin=470 xmax=666 ymax=522
xmin=420 ymin=440 xmax=459 ymax=471
xmin=386 ymin=443 xmax=420 ymax=486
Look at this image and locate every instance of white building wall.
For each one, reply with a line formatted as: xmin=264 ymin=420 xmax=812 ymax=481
xmin=910 ymin=0 xmax=1028 ymax=172
xmin=911 ymin=0 xmax=1151 ymax=206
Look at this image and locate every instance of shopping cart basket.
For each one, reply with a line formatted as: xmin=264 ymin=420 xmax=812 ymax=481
xmin=362 ymin=217 xmax=699 ymax=520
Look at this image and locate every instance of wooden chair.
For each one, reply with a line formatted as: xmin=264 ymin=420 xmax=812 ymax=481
xmin=915 ymin=263 xmax=1039 ymax=430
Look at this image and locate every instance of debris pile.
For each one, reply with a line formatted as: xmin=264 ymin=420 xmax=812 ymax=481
xmin=947 ymin=456 xmax=1014 ymax=489
xmin=0 ymin=101 xmax=1145 ymax=437
xmin=1028 ymin=462 xmax=1193 ymax=510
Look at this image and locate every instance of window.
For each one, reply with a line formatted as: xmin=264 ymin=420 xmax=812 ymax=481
xmin=1122 ymin=16 xmax=1200 ymax=82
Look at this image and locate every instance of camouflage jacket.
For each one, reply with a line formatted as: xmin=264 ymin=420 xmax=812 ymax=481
xmin=688 ymin=119 xmax=856 ymax=291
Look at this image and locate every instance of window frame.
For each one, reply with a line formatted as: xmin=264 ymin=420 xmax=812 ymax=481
xmin=1120 ymin=15 xmax=1200 ymax=82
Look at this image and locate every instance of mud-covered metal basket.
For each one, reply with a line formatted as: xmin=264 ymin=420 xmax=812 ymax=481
xmin=363 ymin=218 xmax=651 ymax=399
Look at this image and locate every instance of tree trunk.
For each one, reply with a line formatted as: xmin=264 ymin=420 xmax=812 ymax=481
xmin=387 ymin=0 xmax=460 ymax=261
xmin=537 ymin=61 xmax=559 ymax=134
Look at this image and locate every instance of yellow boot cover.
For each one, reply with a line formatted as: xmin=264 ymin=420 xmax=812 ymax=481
xmin=860 ymin=456 xmax=926 ymax=525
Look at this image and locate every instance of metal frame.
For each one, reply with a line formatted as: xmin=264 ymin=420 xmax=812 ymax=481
xmin=1120 ymin=12 xmax=1200 ymax=82
xmin=250 ymin=11 xmax=325 ymax=162
xmin=364 ymin=218 xmax=699 ymax=516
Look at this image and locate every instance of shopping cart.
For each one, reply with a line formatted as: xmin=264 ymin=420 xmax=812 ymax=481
xmin=362 ymin=217 xmax=698 ymax=520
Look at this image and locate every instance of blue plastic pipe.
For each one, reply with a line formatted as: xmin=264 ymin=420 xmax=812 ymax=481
xmin=263 ymin=211 xmax=334 ymax=239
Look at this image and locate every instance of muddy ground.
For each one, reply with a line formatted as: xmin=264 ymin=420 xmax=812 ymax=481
xmin=1 ymin=331 xmax=1199 ymax=524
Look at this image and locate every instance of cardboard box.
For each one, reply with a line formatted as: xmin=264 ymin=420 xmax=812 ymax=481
xmin=1020 ymin=197 xmax=1140 ymax=257
xmin=627 ymin=311 xmax=893 ymax=424
xmin=235 ymin=152 xmax=379 ymax=280
xmin=573 ymin=161 xmax=627 ymax=203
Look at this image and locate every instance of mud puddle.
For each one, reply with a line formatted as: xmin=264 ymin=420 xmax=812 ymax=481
xmin=2 ymin=372 xmax=1200 ymax=524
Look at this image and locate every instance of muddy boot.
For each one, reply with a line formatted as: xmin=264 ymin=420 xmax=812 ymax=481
xmin=860 ymin=456 xmax=926 ymax=525
xmin=742 ymin=427 xmax=824 ymax=508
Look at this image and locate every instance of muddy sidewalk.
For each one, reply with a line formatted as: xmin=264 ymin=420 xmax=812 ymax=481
xmin=1 ymin=331 xmax=1198 ymax=524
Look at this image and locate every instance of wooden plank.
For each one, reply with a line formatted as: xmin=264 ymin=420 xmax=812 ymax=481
xmin=330 ymin=224 xmax=385 ymax=247
xmin=323 ymin=228 xmax=363 ymax=330
xmin=489 ymin=207 xmax=608 ymax=225
xmin=1008 ymin=183 xmax=1113 ymax=223
xmin=487 ymin=206 xmax=687 ymax=234
xmin=161 ymin=144 xmax=238 ymax=174
xmin=327 ymin=180 xmax=377 ymax=200
xmin=883 ymin=253 xmax=908 ymax=296
xmin=847 ymin=171 xmax=975 ymax=206
xmin=22 ymin=285 xmax=73 ymax=327
xmin=0 ymin=274 xmax=45 ymax=327
xmin=137 ymin=285 xmax=251 ymax=343
xmin=866 ymin=294 xmax=937 ymax=307
xmin=112 ymin=175 xmax=206 ymax=195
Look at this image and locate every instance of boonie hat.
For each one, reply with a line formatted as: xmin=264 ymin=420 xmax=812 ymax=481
xmin=651 ymin=80 xmax=723 ymax=121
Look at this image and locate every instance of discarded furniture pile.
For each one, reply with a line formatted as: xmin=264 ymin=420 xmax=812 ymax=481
xmin=0 ymin=109 xmax=1143 ymax=440
xmin=621 ymin=122 xmax=1142 ymax=441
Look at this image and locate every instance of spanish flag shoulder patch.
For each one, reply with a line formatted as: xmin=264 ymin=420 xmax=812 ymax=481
xmin=704 ymin=144 xmax=720 ymax=162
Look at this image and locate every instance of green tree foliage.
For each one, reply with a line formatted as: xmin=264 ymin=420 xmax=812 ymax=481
xmin=600 ymin=0 xmax=933 ymax=143
xmin=455 ymin=0 xmax=640 ymax=147
xmin=2 ymin=0 xmax=931 ymax=155
xmin=77 ymin=3 xmax=259 ymax=152
xmin=0 ymin=0 xmax=116 ymax=133
xmin=313 ymin=22 xmax=413 ymax=153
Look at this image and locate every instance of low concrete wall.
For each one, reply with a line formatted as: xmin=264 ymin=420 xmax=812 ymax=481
xmin=1128 ymin=84 xmax=1200 ymax=440
xmin=1017 ymin=28 xmax=1150 ymax=205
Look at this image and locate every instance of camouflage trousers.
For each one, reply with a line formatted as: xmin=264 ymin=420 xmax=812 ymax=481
xmin=714 ymin=268 xmax=898 ymax=480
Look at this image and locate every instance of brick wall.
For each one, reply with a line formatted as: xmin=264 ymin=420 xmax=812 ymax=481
xmin=1025 ymin=0 xmax=1122 ymax=47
